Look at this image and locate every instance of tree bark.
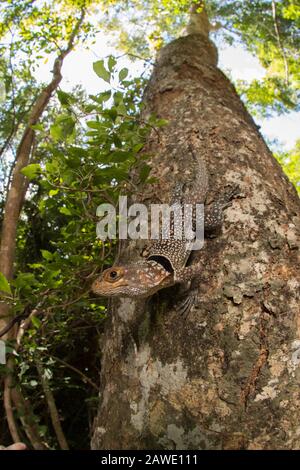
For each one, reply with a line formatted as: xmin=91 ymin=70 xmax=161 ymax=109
xmin=91 ymin=24 xmax=300 ymax=450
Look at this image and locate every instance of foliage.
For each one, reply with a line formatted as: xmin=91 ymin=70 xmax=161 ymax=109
xmin=275 ymin=140 xmax=300 ymax=194
xmin=100 ymin=0 xmax=300 ymax=116
xmin=0 ymin=0 xmax=93 ymax=205
xmin=211 ymin=0 xmax=300 ymax=116
xmin=1 ymin=49 xmax=152 ymax=447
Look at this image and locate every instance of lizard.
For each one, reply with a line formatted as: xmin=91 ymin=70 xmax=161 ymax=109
xmin=92 ymin=146 xmax=239 ymax=309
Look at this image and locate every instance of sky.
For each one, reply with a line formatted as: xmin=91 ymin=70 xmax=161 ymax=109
xmin=34 ymin=31 xmax=299 ymax=152
xmin=218 ymin=46 xmax=299 ymax=151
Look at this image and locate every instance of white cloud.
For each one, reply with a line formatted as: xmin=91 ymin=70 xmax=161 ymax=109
xmin=219 ymin=45 xmax=265 ymax=81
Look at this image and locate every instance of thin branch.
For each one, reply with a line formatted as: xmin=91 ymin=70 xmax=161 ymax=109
xmin=114 ymin=51 xmax=155 ymax=66
xmin=11 ymin=387 xmax=46 ymax=450
xmin=16 ymin=305 xmax=43 ymax=348
xmin=44 ymin=179 xmax=116 ymax=196
xmin=271 ymin=0 xmax=289 ymax=85
xmin=49 ymin=355 xmax=99 ymax=391
xmin=3 ymin=298 xmax=48 ymax=449
xmin=0 ymin=313 xmax=27 ymax=338
xmin=45 ymin=289 xmax=91 ymax=310
xmin=8 ymin=28 xmax=17 ymax=131
xmin=0 ymin=126 xmax=17 ymax=162
xmin=0 ymin=93 xmax=40 ymax=168
xmin=36 ymin=359 xmax=69 ymax=450
xmin=4 ymin=358 xmax=21 ymax=444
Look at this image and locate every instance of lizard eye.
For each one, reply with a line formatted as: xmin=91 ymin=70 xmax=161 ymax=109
xmin=104 ymin=267 xmax=123 ymax=283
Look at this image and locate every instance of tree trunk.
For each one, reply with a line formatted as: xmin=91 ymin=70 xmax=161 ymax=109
xmin=91 ymin=23 xmax=300 ymax=450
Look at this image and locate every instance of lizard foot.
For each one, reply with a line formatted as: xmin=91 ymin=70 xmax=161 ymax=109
xmin=174 ymin=290 xmax=197 ymax=316
xmin=175 ymin=295 xmax=195 ymax=317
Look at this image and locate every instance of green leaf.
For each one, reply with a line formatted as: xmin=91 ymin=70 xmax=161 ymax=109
xmin=28 ymin=263 xmax=45 ymax=270
xmin=93 ymin=60 xmax=110 ymax=83
xmin=89 ymin=90 xmax=111 ymax=103
xmin=100 ymin=90 xmax=112 ymax=102
xmin=108 ymin=55 xmax=117 ymax=72
xmin=113 ymin=91 xmax=123 ymax=105
xmin=86 ymin=121 xmax=104 ymax=129
xmin=86 ymin=130 xmax=99 ymax=137
xmin=69 ymin=147 xmax=88 ymax=158
xmin=14 ymin=272 xmax=37 ymax=290
xmin=21 ymin=164 xmax=41 ymax=180
xmin=50 ymin=124 xmax=62 ymax=141
xmin=105 ymin=108 xmax=118 ymax=122
xmin=31 ymin=124 xmax=44 ymax=131
xmin=133 ymin=143 xmax=144 ymax=153
xmin=155 ymin=118 xmax=169 ymax=127
xmin=139 ymin=163 xmax=151 ymax=182
xmin=59 ymin=206 xmax=72 ymax=216
xmin=41 ymin=250 xmax=53 ymax=261
xmin=50 ymin=115 xmax=75 ymax=141
xmin=0 ymin=272 xmax=11 ymax=294
xmin=112 ymin=133 xmax=122 ymax=148
xmin=31 ymin=317 xmax=42 ymax=329
xmin=119 ymin=68 xmax=129 ymax=81
xmin=109 ymin=150 xmax=134 ymax=162
xmin=57 ymin=90 xmax=75 ymax=106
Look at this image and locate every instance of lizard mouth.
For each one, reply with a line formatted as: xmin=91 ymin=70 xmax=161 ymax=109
xmin=91 ymin=277 xmax=129 ymax=296
xmin=147 ymin=255 xmax=174 ymax=273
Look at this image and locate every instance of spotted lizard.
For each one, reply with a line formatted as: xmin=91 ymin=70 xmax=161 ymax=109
xmin=92 ymin=147 xmax=239 ymax=309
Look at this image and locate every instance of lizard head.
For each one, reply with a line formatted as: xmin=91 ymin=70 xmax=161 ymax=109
xmin=92 ymin=261 xmax=173 ymax=298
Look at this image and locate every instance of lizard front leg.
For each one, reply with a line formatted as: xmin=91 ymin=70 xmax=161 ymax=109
xmin=204 ymin=184 xmax=240 ymax=236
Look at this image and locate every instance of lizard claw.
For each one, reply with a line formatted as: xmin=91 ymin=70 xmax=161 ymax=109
xmin=174 ymin=292 xmax=197 ymax=316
